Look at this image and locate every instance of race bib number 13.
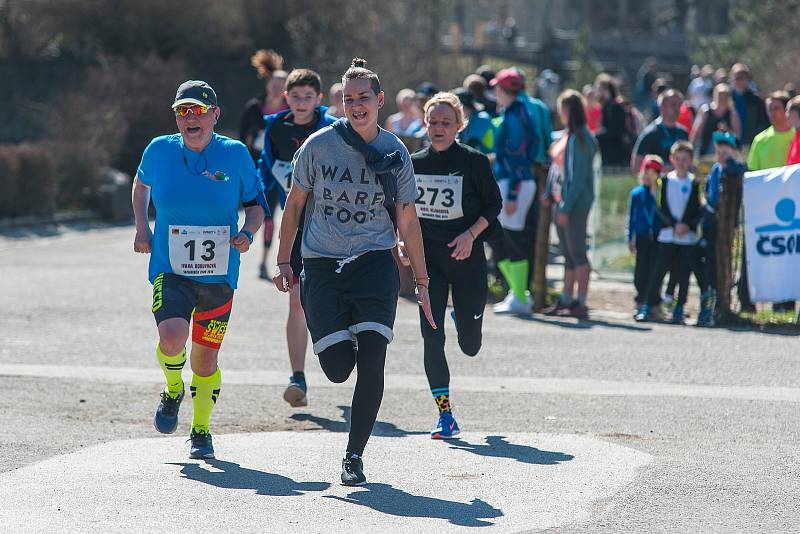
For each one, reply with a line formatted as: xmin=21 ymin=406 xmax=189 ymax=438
xmin=414 ymin=174 xmax=464 ymax=220
xmin=168 ymin=225 xmax=230 ymax=276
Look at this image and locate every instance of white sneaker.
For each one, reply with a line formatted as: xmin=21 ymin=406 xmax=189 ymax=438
xmin=492 ymin=292 xmax=516 ymax=313
xmin=494 ymin=292 xmax=532 ymax=315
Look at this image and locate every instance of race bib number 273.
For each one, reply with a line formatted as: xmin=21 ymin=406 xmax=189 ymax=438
xmin=168 ymin=225 xmax=230 ymax=276
xmin=414 ymin=174 xmax=463 ymax=220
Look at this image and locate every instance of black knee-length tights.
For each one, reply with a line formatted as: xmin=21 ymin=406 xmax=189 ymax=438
xmin=318 ymin=331 xmax=387 ymax=456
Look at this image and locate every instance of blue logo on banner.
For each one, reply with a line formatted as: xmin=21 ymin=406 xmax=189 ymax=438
xmin=756 ymin=198 xmax=800 ymax=256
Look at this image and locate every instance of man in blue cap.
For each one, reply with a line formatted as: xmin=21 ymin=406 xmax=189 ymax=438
xmin=132 ymin=80 xmax=267 ymax=459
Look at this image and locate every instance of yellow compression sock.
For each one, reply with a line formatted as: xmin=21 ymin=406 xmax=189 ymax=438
xmin=190 ymin=368 xmax=221 ymax=433
xmin=156 ymin=344 xmax=186 ymax=398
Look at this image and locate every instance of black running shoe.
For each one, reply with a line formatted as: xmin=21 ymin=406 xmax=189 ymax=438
xmin=189 ymin=429 xmax=215 ymax=459
xmin=341 ymin=453 xmax=366 ymax=486
xmin=154 ymin=388 xmax=184 ymax=434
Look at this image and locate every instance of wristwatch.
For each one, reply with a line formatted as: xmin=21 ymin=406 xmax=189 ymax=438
xmin=240 ymin=229 xmax=254 ymax=244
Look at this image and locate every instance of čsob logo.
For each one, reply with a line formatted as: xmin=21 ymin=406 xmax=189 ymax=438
xmin=755 ymin=198 xmax=800 ymax=256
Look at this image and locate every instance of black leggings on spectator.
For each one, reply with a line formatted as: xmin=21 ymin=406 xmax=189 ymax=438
xmin=317 ymin=331 xmax=388 ymax=456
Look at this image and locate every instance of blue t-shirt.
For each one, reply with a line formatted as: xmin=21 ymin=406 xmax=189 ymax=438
xmin=137 ymin=133 xmax=263 ymax=289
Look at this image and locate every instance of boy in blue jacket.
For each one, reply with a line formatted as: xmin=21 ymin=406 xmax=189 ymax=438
xmin=258 ymin=68 xmax=336 ymax=407
xmin=628 ymin=155 xmax=662 ymax=315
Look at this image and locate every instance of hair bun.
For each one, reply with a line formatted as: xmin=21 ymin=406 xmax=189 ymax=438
xmin=351 ymin=57 xmax=368 ymax=69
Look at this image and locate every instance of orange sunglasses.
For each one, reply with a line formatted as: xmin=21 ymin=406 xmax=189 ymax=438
xmin=173 ymin=104 xmax=214 ymax=117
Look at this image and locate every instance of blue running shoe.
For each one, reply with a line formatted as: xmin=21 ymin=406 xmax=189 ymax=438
xmin=431 ymin=412 xmax=460 ymax=440
xmin=154 ymin=388 xmax=184 ymax=434
xmin=189 ymin=429 xmax=214 ymax=459
xmin=283 ymin=376 xmax=308 ymax=407
xmin=634 ymin=304 xmax=649 ymax=322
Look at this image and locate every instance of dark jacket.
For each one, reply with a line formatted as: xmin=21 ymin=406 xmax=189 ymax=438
xmin=411 ymin=142 xmax=502 ymax=243
xmin=256 ymin=106 xmax=336 ymax=207
xmin=655 ymin=175 xmax=703 ymax=230
xmin=735 ymin=89 xmax=770 ymax=146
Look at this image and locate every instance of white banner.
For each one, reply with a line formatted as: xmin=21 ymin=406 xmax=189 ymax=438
xmin=743 ymin=164 xmax=800 ymax=302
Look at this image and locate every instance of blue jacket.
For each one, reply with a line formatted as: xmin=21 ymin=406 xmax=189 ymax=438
xmin=257 ymin=105 xmax=336 ymax=207
xmin=704 ymin=158 xmax=746 ymax=231
xmin=626 ymin=184 xmax=656 ymax=241
xmin=518 ymin=91 xmax=552 ymax=163
xmin=493 ymin=100 xmax=539 ymax=201
xmin=459 ymin=110 xmax=495 ymax=153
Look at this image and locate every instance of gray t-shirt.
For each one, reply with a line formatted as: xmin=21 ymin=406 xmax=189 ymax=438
xmin=291 ymin=126 xmax=417 ymax=258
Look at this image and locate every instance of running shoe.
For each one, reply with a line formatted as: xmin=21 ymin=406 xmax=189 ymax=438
xmin=341 ymin=453 xmax=366 ymax=486
xmin=493 ymin=292 xmax=531 ymax=315
xmin=634 ymin=304 xmax=650 ymax=322
xmin=154 ymin=388 xmax=184 ymax=434
xmin=189 ymin=428 xmax=215 ymax=459
xmin=283 ymin=376 xmax=308 ymax=408
xmin=543 ymin=299 xmax=570 ymax=316
xmin=431 ymin=411 xmax=461 ymax=439
xmin=567 ymin=302 xmax=589 ymax=320
xmin=259 ymin=264 xmax=270 ymax=280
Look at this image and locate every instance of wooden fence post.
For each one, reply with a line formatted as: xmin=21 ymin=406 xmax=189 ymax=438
xmin=533 ymin=164 xmax=551 ymax=311
xmin=715 ymin=168 xmax=742 ymax=319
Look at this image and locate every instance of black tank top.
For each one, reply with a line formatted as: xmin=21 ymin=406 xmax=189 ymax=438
xmin=699 ymin=106 xmax=732 ymax=155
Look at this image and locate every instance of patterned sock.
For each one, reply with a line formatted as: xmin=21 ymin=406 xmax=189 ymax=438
xmin=431 ymin=387 xmax=452 ymax=414
xmin=190 ymin=368 xmax=221 ymax=433
xmin=156 ymin=344 xmax=185 ymax=398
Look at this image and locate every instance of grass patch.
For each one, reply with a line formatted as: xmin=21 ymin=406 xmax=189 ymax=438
xmin=595 ymin=172 xmax=638 ymax=248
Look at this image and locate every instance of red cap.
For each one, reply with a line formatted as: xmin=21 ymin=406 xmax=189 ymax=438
xmin=490 ymin=69 xmax=524 ymax=92
xmin=640 ymin=155 xmax=663 ymax=175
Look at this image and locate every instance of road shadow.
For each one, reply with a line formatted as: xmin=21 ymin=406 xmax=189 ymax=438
xmin=518 ymin=314 xmax=652 ymax=332
xmin=166 ymin=459 xmax=331 ymax=496
xmin=446 ymin=435 xmax=574 ymax=465
xmin=290 ymin=405 xmax=427 ymax=437
xmin=326 ymin=483 xmax=503 ymax=527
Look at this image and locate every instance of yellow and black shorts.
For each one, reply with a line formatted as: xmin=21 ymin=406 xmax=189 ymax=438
xmin=151 ymin=273 xmax=234 ymax=350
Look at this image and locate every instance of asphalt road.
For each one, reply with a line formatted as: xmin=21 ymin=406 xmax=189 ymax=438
xmin=0 ymin=223 xmax=799 ymax=533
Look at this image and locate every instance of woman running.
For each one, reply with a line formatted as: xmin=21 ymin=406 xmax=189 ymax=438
xmin=273 ymin=58 xmax=435 ymax=486
xmin=404 ymin=92 xmax=501 ymax=438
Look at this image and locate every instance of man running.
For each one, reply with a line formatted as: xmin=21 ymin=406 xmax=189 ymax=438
xmin=133 ymin=80 xmax=266 ymax=459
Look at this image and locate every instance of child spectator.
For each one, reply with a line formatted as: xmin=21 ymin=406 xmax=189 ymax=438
xmin=628 ymin=155 xmax=662 ymax=316
xmin=635 ymin=141 xmax=703 ymax=324
xmin=700 ymin=131 xmax=746 ymax=326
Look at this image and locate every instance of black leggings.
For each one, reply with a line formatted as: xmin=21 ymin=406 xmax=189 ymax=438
xmin=421 ymin=241 xmax=487 ymax=391
xmin=318 ymin=331 xmax=388 ymax=456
